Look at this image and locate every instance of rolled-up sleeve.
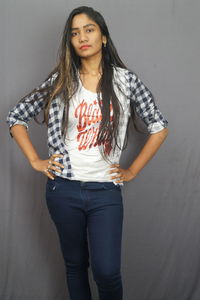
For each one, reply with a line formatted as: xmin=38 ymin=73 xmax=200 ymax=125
xmin=6 ymin=71 xmax=58 ymax=138
xmin=129 ymin=71 xmax=169 ymax=134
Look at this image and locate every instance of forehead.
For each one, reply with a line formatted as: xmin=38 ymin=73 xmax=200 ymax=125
xmin=71 ymin=13 xmax=98 ymax=29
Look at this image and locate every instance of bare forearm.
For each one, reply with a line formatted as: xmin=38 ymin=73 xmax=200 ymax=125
xmin=128 ymin=128 xmax=169 ymax=178
xmin=10 ymin=125 xmax=40 ymax=165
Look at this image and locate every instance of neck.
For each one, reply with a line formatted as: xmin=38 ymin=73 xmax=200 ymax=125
xmin=79 ymin=52 xmax=103 ymax=76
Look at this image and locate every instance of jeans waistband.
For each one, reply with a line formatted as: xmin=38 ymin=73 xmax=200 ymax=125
xmin=50 ymin=176 xmax=121 ymax=190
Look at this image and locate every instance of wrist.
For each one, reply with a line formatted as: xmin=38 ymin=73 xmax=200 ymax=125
xmin=128 ymin=167 xmax=137 ymax=179
xmin=29 ymin=156 xmax=41 ymax=166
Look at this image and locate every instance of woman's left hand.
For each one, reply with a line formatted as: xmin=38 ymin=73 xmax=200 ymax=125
xmin=108 ymin=164 xmax=136 ymax=183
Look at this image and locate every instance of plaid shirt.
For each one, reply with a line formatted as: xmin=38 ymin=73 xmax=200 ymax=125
xmin=6 ymin=66 xmax=168 ymax=185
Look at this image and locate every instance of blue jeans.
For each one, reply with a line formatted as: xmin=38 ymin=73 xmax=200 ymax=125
xmin=45 ymin=176 xmax=124 ymax=300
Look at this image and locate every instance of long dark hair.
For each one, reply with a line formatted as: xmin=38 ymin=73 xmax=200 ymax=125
xmin=20 ymin=5 xmax=146 ymax=162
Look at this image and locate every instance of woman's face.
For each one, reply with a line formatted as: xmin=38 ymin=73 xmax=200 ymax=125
xmin=70 ymin=13 xmax=107 ymax=59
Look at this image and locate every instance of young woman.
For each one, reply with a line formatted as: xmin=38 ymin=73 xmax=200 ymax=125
xmin=6 ymin=6 xmax=169 ymax=300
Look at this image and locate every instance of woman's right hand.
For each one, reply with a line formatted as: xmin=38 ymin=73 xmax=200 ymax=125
xmin=30 ymin=154 xmax=64 ymax=179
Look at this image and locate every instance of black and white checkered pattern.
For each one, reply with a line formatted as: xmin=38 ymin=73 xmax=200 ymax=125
xmin=6 ymin=66 xmax=168 ymax=184
xmin=125 ymin=69 xmax=168 ymax=133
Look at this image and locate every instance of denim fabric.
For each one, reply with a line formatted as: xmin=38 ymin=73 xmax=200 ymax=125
xmin=45 ymin=175 xmax=124 ymax=300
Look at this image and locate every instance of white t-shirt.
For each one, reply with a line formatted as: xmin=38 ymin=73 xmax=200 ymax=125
xmin=64 ymin=78 xmax=121 ymax=184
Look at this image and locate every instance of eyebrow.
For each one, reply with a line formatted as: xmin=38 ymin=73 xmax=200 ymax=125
xmin=71 ymin=24 xmax=96 ymax=31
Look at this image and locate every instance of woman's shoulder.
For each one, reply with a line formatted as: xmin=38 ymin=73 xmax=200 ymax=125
xmin=112 ymin=65 xmax=138 ymax=91
xmin=112 ymin=65 xmax=137 ymax=81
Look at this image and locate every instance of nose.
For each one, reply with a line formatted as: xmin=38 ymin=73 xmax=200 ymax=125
xmin=79 ymin=30 xmax=88 ymax=43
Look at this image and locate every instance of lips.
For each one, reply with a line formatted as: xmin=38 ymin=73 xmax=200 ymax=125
xmin=80 ymin=45 xmax=91 ymax=50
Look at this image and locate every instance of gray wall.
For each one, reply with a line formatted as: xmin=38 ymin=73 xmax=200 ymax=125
xmin=1 ymin=0 xmax=200 ymax=299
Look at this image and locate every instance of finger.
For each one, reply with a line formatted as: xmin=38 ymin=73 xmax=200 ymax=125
xmin=47 ymin=174 xmax=56 ymax=179
xmin=115 ymin=174 xmax=124 ymax=181
xmin=52 ymin=154 xmax=64 ymax=158
xmin=48 ymin=171 xmax=56 ymax=179
xmin=48 ymin=165 xmax=62 ymax=173
xmin=50 ymin=161 xmax=65 ymax=168
xmin=50 ymin=156 xmax=65 ymax=169
xmin=110 ymin=175 xmax=119 ymax=180
xmin=108 ymin=170 xmax=119 ymax=174
xmin=108 ymin=168 xmax=121 ymax=174
xmin=43 ymin=169 xmax=55 ymax=179
xmin=115 ymin=179 xmax=123 ymax=183
xmin=110 ymin=164 xmax=120 ymax=168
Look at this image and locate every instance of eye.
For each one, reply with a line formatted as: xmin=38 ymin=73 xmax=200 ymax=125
xmin=71 ymin=28 xmax=94 ymax=37
xmin=71 ymin=32 xmax=77 ymax=37
xmin=86 ymin=28 xmax=94 ymax=32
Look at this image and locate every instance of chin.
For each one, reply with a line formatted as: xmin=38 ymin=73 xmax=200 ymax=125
xmin=79 ymin=52 xmax=97 ymax=58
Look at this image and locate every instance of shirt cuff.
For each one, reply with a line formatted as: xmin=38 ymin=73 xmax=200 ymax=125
xmin=148 ymin=122 xmax=168 ymax=134
xmin=9 ymin=121 xmax=29 ymax=138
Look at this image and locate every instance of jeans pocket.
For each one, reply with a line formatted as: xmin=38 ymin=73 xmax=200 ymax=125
xmin=46 ymin=177 xmax=57 ymax=192
xmin=102 ymin=182 xmax=121 ymax=191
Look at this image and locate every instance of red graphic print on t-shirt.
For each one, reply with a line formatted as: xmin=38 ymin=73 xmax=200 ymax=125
xmin=74 ymin=98 xmax=113 ymax=155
